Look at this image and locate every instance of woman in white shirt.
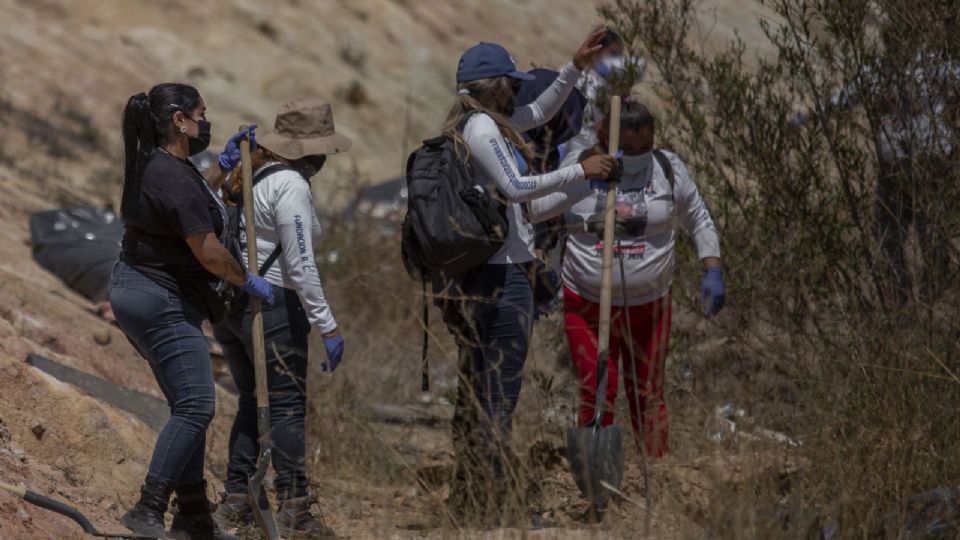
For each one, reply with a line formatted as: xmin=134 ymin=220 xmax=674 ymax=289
xmin=211 ymin=99 xmax=347 ymax=538
xmin=531 ymin=100 xmax=725 ymax=460
xmin=441 ymin=34 xmax=617 ymax=525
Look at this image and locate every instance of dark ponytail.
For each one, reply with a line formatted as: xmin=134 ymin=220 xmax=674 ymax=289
xmin=121 ymin=92 xmax=153 ymax=220
xmin=120 ymin=83 xmax=202 ymax=220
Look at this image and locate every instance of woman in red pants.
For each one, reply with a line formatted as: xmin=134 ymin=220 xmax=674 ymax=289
xmin=531 ymin=100 xmax=725 ymax=458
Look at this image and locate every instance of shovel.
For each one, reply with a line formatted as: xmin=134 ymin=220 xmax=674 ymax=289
xmin=239 ymin=126 xmax=280 ymax=540
xmin=566 ymin=96 xmax=625 ymax=509
xmin=0 ymin=481 xmax=157 ymax=539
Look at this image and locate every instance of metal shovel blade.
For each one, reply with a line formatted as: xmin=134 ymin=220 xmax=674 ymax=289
xmin=566 ymin=423 xmax=624 ymax=506
xmin=248 ymin=410 xmax=279 ymax=540
xmin=564 ymin=95 xmax=626 ymax=508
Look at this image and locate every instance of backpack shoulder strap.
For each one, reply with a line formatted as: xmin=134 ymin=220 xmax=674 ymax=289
xmin=253 ymin=163 xmax=294 ymax=186
xmin=420 ymin=277 xmax=430 ymax=392
xmin=258 ymin=245 xmax=282 ymax=276
xmin=653 ymin=149 xmax=675 ymax=201
xmin=241 ymin=163 xmax=297 ymax=276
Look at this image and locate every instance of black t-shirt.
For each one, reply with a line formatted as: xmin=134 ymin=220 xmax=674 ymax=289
xmin=120 ymin=150 xmax=226 ymax=305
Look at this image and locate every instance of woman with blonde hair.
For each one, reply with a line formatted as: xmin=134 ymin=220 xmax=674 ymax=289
xmin=441 ymin=32 xmax=618 ymax=525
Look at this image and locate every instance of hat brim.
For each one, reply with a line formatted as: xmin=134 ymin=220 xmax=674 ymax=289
xmin=507 ymin=70 xmax=537 ymax=81
xmin=258 ymin=130 xmax=353 ymax=160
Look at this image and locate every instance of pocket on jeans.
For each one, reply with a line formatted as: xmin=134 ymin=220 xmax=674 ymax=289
xmin=109 ymin=272 xmax=171 ymax=312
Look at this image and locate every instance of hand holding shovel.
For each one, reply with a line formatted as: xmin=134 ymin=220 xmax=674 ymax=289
xmin=239 ymin=125 xmax=280 ymax=540
xmin=566 ymin=96 xmax=626 ymax=512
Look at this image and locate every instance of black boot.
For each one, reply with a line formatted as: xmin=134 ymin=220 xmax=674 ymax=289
xmin=168 ymin=481 xmax=238 ymax=540
xmin=276 ymin=495 xmax=337 ymax=539
xmin=211 ymin=492 xmax=254 ymax=531
xmin=122 ymin=476 xmax=174 ymax=539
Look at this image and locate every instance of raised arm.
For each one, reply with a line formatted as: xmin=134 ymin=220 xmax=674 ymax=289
xmin=510 ymin=62 xmax=582 ymax=132
xmin=510 ymin=29 xmax=606 ymax=132
xmin=203 ymin=125 xmax=257 ymax=191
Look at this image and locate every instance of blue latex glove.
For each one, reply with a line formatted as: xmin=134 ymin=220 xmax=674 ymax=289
xmin=218 ymin=124 xmax=257 ymax=171
xmin=588 ymin=152 xmax=623 ymax=190
xmin=321 ymin=334 xmax=345 ymax=373
xmin=240 ymin=273 xmax=275 ymax=306
xmin=700 ymin=267 xmax=725 ymax=317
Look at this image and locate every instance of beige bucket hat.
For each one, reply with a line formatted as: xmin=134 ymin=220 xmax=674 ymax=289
xmin=258 ymin=98 xmax=352 ymax=159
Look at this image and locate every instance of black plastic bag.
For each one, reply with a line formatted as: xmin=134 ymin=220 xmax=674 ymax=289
xmin=29 ymin=207 xmax=122 ymax=302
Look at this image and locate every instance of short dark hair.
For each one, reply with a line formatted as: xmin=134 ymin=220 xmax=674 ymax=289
xmin=600 ymin=29 xmax=624 ymax=48
xmin=604 ymin=100 xmax=655 ymax=133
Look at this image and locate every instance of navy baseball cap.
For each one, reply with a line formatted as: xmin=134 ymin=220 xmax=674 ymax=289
xmin=456 ymin=42 xmax=536 ymax=83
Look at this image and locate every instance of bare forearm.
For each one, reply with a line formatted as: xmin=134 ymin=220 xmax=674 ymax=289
xmin=203 ymin=162 xmax=230 ymax=192
xmin=214 ymin=251 xmax=247 ymax=285
xmin=703 ymin=257 xmax=722 ymax=269
xmin=186 ymin=232 xmax=246 ymax=285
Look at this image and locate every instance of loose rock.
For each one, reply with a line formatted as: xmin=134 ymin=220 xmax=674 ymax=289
xmin=92 ymin=328 xmax=111 ymax=345
xmin=31 ymin=420 xmax=46 ymax=440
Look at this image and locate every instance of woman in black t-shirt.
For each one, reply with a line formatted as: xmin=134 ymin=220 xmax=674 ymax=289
xmin=108 ymin=83 xmax=274 ymax=540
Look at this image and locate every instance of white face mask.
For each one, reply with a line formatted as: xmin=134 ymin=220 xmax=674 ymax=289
xmin=620 ymin=152 xmax=653 ymax=175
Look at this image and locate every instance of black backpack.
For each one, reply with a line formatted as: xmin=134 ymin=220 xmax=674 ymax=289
xmin=400 ymin=136 xmax=508 ymax=281
xmin=400 ymin=131 xmax=509 ymax=391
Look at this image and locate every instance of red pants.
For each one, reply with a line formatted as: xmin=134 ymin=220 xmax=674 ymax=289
xmin=563 ymin=287 xmax=672 ymax=458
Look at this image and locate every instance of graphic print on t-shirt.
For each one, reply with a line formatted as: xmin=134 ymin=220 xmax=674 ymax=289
xmin=591 ymin=187 xmax=649 ymax=261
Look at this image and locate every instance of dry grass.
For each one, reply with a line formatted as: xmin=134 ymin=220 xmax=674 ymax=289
xmin=260 ymin=2 xmax=960 ymax=539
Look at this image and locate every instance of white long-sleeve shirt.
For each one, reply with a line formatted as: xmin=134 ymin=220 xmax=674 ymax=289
xmin=240 ymin=163 xmax=337 ymax=333
xmin=530 ymin=150 xmax=720 ymax=306
xmin=463 ymin=61 xmax=587 ymax=264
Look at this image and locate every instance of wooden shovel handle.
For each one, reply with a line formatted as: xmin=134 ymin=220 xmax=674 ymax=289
xmin=239 ymin=126 xmax=269 ymax=409
xmin=0 ymin=480 xmax=26 ymax=498
xmin=594 ymin=96 xmax=621 ymax=422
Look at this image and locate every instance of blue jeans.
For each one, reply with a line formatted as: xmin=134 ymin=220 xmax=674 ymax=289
xmin=108 ymin=261 xmax=215 ymax=486
xmin=212 ymin=285 xmax=310 ymax=500
xmin=448 ymin=263 xmax=533 ymax=513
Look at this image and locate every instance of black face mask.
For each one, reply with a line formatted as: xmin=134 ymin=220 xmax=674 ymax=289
xmin=292 ymin=155 xmax=327 ymax=179
xmin=188 ymin=119 xmax=212 ymax=156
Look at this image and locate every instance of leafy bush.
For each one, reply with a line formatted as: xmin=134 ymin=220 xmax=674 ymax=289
xmin=599 ymin=0 xmax=960 ymax=536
